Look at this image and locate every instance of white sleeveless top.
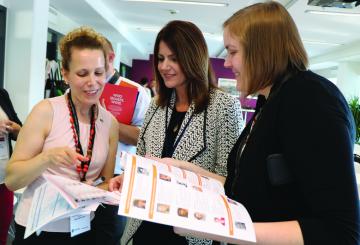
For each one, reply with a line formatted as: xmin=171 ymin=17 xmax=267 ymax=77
xmin=15 ymin=95 xmax=113 ymax=232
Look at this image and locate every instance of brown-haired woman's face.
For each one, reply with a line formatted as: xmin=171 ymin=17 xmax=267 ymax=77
xmin=223 ymin=27 xmax=246 ymax=93
xmin=157 ymin=41 xmax=186 ymax=91
xmin=62 ymin=48 xmax=106 ymax=106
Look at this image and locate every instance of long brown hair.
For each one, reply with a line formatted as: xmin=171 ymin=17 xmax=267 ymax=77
xmin=223 ymin=2 xmax=308 ymax=96
xmin=153 ymin=20 xmax=216 ymax=113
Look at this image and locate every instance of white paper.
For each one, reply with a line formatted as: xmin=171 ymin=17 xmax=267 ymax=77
xmin=118 ymin=152 xmax=256 ymax=244
xmin=24 ymin=183 xmax=76 ymax=238
xmin=70 ymin=212 xmax=91 ymax=237
xmin=24 ymin=175 xmax=121 ymax=237
xmin=43 ymin=174 xmax=121 ymax=208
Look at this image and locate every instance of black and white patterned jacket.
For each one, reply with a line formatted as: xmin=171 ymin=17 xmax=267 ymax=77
xmin=121 ymin=88 xmax=245 ymax=245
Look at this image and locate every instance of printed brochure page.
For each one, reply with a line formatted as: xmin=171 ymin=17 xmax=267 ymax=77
xmin=118 ymin=153 xmax=256 ymax=243
xmin=24 ymin=175 xmax=121 ymax=238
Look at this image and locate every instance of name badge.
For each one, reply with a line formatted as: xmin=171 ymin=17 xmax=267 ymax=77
xmin=0 ymin=136 xmax=9 ymax=160
xmin=70 ymin=213 xmax=90 ymax=237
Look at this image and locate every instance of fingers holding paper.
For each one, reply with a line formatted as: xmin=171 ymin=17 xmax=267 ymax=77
xmin=109 ymin=174 xmax=124 ymax=192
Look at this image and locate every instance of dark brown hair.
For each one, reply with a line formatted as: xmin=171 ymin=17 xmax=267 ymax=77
xmin=59 ymin=26 xmax=108 ymax=71
xmin=223 ymin=1 xmax=308 ymax=96
xmin=153 ymin=20 xmax=216 ymax=113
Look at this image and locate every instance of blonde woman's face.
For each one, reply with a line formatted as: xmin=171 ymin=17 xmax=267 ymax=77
xmin=63 ymin=48 xmax=106 ymax=107
xmin=223 ymin=27 xmax=246 ymax=93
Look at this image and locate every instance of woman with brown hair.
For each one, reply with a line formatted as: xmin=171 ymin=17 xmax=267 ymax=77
xmin=5 ymin=27 xmax=119 ymax=244
xmin=114 ymin=20 xmax=244 ymax=244
xmin=221 ymin=2 xmax=359 ymax=244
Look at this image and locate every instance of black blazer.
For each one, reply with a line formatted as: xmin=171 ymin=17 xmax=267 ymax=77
xmin=0 ymin=88 xmax=22 ymax=154
xmin=225 ymin=70 xmax=360 ymax=245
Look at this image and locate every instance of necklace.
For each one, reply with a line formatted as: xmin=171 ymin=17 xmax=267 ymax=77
xmin=173 ymin=123 xmax=180 ymax=133
xmin=66 ymin=92 xmax=96 ymax=181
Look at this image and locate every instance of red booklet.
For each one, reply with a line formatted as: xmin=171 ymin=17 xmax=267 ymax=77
xmin=100 ymin=83 xmax=138 ymax=125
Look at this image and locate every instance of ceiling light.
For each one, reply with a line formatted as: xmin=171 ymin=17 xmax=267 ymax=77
xmin=302 ymin=39 xmax=343 ymax=46
xmin=305 ymin=9 xmax=360 ymax=16
xmin=136 ymin=27 xmax=160 ymax=32
xmin=136 ymin=27 xmax=222 ymax=40
xmin=124 ymin=0 xmax=228 ymax=7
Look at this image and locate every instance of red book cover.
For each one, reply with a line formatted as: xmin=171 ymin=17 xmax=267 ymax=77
xmin=100 ymin=83 xmax=138 ymax=125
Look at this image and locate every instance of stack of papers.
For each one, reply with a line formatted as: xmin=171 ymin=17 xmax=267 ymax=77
xmin=25 ymin=174 xmax=120 ymax=238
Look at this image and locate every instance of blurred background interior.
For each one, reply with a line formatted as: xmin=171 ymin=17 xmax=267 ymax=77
xmin=1 ymin=1 xmax=360 ymax=243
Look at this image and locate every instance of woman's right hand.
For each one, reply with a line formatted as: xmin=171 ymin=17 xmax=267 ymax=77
xmin=109 ymin=174 xmax=124 ymax=192
xmin=42 ymin=147 xmax=87 ymax=167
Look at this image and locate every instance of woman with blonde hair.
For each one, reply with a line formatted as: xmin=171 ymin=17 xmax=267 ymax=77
xmin=6 ymin=26 xmax=119 ymax=244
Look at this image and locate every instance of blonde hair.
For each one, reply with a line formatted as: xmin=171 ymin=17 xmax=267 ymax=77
xmin=59 ymin=26 xmax=108 ymax=71
xmin=223 ymin=1 xmax=308 ymax=96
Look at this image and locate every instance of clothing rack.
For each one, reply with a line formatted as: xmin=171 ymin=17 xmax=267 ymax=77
xmin=44 ymin=59 xmax=68 ymax=98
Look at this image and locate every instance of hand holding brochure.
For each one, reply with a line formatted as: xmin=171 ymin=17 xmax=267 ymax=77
xmin=118 ymin=152 xmax=256 ymax=244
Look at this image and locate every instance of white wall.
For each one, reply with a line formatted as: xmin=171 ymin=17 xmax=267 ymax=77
xmin=310 ymin=39 xmax=360 ymax=99
xmin=312 ymin=66 xmax=338 ymax=82
xmin=4 ymin=0 xmax=49 ymax=121
xmin=119 ymin=44 xmax=132 ymax=67
xmin=312 ymin=62 xmax=360 ymax=100
xmin=113 ymin=42 xmax=122 ymax=71
xmin=0 ymin=0 xmax=8 ymax=8
xmin=48 ymin=6 xmax=78 ymax=36
xmin=337 ymin=61 xmax=360 ymax=100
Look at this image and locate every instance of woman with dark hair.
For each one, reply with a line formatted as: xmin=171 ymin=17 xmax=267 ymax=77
xmin=121 ymin=2 xmax=359 ymax=245
xmin=113 ymin=20 xmax=244 ymax=245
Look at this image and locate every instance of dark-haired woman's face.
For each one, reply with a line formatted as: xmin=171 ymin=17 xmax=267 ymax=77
xmin=223 ymin=27 xmax=246 ymax=93
xmin=157 ymin=41 xmax=186 ymax=92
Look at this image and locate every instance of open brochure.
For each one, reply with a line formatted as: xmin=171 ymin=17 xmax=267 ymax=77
xmin=118 ymin=152 xmax=256 ymax=244
xmin=100 ymin=83 xmax=138 ymax=125
xmin=24 ymin=174 xmax=121 ymax=238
